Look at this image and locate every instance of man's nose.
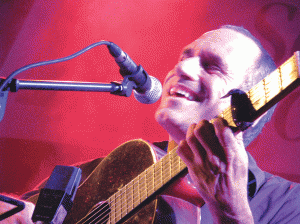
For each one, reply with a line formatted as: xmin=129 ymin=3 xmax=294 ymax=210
xmin=176 ymin=57 xmax=201 ymax=81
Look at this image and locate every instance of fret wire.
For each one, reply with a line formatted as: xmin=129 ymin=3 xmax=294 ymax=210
xmin=121 ymin=187 xmax=126 ymax=216
xmin=108 ymin=195 xmax=115 ymax=223
xmin=137 ymin=174 xmax=142 ymax=204
xmin=117 ymin=188 xmax=122 ymax=218
xmin=145 ymin=168 xmax=149 ymax=198
xmin=279 ymin=67 xmax=283 ymax=91
xmin=263 ymin=78 xmax=267 ymax=104
xmin=146 ymin=167 xmax=154 ymax=197
xmin=153 ymin=161 xmax=160 ymax=191
xmin=179 ymin=153 xmax=183 ymax=170
xmin=122 ymin=186 xmax=127 ymax=215
xmin=160 ymin=157 xmax=163 ymax=187
xmin=169 ymin=152 xmax=172 ymax=181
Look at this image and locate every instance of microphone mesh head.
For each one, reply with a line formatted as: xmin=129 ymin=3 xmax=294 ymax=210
xmin=133 ymin=76 xmax=162 ymax=104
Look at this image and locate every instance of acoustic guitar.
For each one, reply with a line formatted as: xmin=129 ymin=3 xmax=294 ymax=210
xmin=27 ymin=52 xmax=300 ymax=223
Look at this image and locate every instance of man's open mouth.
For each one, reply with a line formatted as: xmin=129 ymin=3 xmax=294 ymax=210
xmin=169 ymin=85 xmax=203 ymax=102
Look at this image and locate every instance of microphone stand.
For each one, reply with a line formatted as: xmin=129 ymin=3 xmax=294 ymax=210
xmin=0 ymin=75 xmax=137 ymax=122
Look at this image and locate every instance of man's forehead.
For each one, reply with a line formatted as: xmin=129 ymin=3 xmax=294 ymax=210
xmin=182 ymin=28 xmax=261 ymax=64
xmin=187 ymin=29 xmax=255 ymax=50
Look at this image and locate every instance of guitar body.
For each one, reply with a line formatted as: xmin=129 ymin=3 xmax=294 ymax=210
xmin=28 ymin=139 xmax=159 ymax=223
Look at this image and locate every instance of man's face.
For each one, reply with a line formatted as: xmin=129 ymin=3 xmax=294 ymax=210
xmin=155 ymin=28 xmax=262 ymax=143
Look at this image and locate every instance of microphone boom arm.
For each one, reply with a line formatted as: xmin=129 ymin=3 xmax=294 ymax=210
xmin=2 ymin=77 xmax=134 ymax=96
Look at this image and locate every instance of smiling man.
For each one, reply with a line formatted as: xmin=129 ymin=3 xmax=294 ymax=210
xmin=155 ymin=27 xmax=262 ymax=144
xmin=2 ymin=25 xmax=300 ymax=223
xmin=155 ymin=27 xmax=258 ymax=223
xmin=155 ymin=25 xmax=300 ymax=223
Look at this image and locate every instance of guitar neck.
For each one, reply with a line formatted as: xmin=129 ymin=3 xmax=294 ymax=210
xmin=81 ymin=52 xmax=300 ymax=224
xmin=218 ymin=51 xmax=300 ymax=128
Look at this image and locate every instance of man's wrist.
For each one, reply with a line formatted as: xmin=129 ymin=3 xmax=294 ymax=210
xmin=207 ymin=200 xmax=254 ymax=224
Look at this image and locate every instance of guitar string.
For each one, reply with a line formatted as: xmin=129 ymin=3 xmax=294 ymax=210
xmin=87 ymin=201 xmax=112 ymax=224
xmin=80 ymin=152 xmax=183 ymax=224
xmin=81 ymin=162 xmax=182 ymax=224
xmin=89 ymin=158 xmax=182 ymax=224
xmin=83 ymin=204 xmax=110 ymax=224
xmin=79 ymin=61 xmax=297 ymax=223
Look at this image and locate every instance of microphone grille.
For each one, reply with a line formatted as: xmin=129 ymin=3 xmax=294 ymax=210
xmin=133 ymin=76 xmax=162 ymax=104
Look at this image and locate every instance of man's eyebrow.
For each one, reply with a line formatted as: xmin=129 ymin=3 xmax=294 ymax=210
xmin=181 ymin=47 xmax=194 ymax=59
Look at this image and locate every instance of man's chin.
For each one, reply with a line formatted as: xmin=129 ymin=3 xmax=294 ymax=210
xmin=155 ymin=106 xmax=179 ymax=126
xmin=155 ymin=108 xmax=188 ymax=142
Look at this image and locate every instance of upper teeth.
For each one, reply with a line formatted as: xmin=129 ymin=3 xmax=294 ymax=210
xmin=170 ymin=87 xmax=194 ymax=101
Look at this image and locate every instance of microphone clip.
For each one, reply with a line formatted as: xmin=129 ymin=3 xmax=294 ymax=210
xmin=110 ymin=66 xmax=146 ymax=97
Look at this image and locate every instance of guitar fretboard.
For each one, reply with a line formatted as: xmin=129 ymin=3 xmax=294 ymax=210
xmin=217 ymin=52 xmax=300 ymax=127
xmin=80 ymin=52 xmax=300 ymax=224
xmin=106 ymin=147 xmax=186 ymax=223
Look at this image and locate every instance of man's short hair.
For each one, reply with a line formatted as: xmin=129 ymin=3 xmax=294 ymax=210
xmin=221 ymin=25 xmax=277 ymax=147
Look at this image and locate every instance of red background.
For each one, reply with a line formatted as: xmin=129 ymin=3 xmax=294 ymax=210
xmin=0 ymin=0 xmax=300 ymax=195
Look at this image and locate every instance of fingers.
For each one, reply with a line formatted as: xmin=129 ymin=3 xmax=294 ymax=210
xmin=194 ymin=120 xmax=226 ymax=163
xmin=177 ymin=124 xmax=196 ymax=165
xmin=213 ymin=118 xmax=245 ymax=160
xmin=213 ymin=118 xmax=235 ymax=149
xmin=177 ymin=118 xmax=237 ymax=167
xmin=177 ymin=123 xmax=207 ymax=165
xmin=177 ymin=139 xmax=194 ymax=165
xmin=186 ymin=123 xmax=206 ymax=161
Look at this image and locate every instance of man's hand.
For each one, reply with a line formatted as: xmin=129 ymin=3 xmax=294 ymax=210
xmin=176 ymin=117 xmax=254 ymax=224
xmin=0 ymin=197 xmax=35 ymax=224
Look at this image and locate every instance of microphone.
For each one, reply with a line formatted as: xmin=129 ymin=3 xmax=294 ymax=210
xmin=32 ymin=165 xmax=81 ymax=224
xmin=107 ymin=42 xmax=162 ymax=104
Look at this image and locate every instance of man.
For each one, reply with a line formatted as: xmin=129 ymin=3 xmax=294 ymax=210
xmin=1 ymin=25 xmax=300 ymax=223
xmin=154 ymin=25 xmax=300 ymax=223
